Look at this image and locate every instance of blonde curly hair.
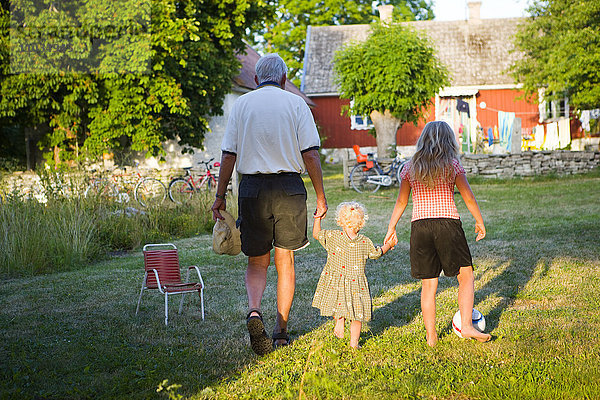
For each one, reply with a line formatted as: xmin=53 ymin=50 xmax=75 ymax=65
xmin=335 ymin=201 xmax=368 ymax=231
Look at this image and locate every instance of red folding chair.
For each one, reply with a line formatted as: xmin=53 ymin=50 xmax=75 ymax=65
xmin=135 ymin=243 xmax=205 ymax=325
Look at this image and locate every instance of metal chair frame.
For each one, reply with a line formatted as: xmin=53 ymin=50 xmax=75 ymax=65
xmin=136 ymin=243 xmax=205 ymax=325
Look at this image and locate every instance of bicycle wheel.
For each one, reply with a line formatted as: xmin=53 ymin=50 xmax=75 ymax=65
xmin=135 ymin=178 xmax=167 ymax=207
xmin=396 ymin=160 xmax=409 ymax=184
xmin=168 ymin=178 xmax=194 ymax=204
xmin=350 ymin=164 xmax=380 ymax=193
xmin=84 ymin=178 xmax=117 ymax=201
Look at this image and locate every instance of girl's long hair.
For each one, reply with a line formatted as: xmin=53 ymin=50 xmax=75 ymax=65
xmin=410 ymin=121 xmax=460 ymax=188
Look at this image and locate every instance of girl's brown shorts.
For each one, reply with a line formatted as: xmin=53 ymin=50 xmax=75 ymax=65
xmin=409 ymin=218 xmax=473 ymax=279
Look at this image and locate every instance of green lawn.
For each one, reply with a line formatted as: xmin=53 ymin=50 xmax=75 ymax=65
xmin=1 ymin=165 xmax=599 ymax=399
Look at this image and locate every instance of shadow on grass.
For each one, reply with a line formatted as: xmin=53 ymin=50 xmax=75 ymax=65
xmin=368 ymin=218 xmax=600 ymax=346
xmin=2 ymin=211 xmax=598 ymax=399
xmin=369 ymin=247 xmax=567 ymax=344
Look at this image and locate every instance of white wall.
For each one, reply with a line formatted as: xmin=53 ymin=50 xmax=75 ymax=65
xmin=134 ymin=91 xmax=244 ymax=170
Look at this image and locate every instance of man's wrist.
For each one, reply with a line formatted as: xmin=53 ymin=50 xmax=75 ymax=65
xmin=215 ymin=193 xmax=226 ymax=200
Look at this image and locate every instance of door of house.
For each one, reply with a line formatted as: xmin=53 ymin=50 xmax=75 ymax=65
xmin=436 ymin=96 xmax=476 ymax=153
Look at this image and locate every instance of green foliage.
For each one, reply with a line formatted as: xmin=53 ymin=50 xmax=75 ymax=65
xmin=258 ymin=1 xmax=434 ymax=85
xmin=333 ymin=23 xmax=449 ymax=124
xmin=0 ymin=0 xmax=268 ymax=163
xmin=511 ymin=0 xmax=600 ymax=109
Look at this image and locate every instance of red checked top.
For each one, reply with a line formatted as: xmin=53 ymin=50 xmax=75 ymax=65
xmin=399 ymin=158 xmax=465 ymax=222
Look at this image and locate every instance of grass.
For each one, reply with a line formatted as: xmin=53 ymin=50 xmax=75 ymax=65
xmin=1 ymin=164 xmax=599 ymax=399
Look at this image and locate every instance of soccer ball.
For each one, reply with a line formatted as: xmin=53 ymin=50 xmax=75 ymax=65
xmin=452 ymin=309 xmax=486 ymax=338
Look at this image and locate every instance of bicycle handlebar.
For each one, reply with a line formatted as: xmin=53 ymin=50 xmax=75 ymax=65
xmin=182 ymin=158 xmax=218 ymax=172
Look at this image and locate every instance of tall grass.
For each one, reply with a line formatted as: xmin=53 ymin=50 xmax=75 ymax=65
xmin=0 ymin=192 xmax=217 ymax=277
xmin=0 ymin=199 xmax=98 ymax=276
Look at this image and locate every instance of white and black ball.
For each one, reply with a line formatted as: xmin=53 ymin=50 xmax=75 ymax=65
xmin=452 ymin=309 xmax=486 ymax=338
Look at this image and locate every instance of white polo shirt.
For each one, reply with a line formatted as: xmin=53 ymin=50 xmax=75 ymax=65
xmin=221 ymin=85 xmax=320 ymax=175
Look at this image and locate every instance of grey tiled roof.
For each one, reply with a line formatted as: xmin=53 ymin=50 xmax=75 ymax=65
xmin=302 ymin=18 xmax=525 ymax=95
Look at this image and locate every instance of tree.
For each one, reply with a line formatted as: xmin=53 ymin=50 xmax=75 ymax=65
xmin=0 ymin=0 xmax=268 ymax=166
xmin=511 ymin=0 xmax=600 ymax=110
xmin=258 ymin=0 xmax=434 ymax=86
xmin=333 ymin=22 xmax=449 ymax=158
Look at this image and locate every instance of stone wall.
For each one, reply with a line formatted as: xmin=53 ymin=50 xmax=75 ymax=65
xmin=461 ymin=151 xmax=600 ymax=178
xmin=4 ymin=151 xmax=599 ymax=197
xmin=342 ymin=150 xmax=600 ymax=187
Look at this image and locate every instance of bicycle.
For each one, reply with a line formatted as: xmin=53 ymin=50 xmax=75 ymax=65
xmin=349 ymin=145 xmax=409 ymax=193
xmin=84 ymin=166 xmax=167 ymax=207
xmin=168 ymin=158 xmax=220 ymax=204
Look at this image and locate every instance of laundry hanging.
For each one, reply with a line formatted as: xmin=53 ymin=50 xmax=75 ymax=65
xmin=558 ymin=117 xmax=571 ymax=148
xmin=544 ymin=122 xmax=559 ymax=150
xmin=534 ymin=125 xmax=545 ymax=149
xmin=456 ymin=98 xmax=470 ymax=117
xmin=498 ymin=111 xmax=515 ymax=151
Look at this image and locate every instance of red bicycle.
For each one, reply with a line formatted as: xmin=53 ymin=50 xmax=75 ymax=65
xmin=168 ymin=158 xmax=220 ymax=204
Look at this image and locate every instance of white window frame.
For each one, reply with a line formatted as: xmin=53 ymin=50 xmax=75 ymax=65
xmin=349 ymin=100 xmax=374 ymax=130
xmin=538 ymin=88 xmax=569 ymax=122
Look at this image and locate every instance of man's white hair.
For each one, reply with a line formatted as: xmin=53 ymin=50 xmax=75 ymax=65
xmin=255 ymin=53 xmax=288 ymax=84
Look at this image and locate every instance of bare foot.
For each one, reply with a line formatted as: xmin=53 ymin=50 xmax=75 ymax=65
xmin=350 ymin=343 xmax=361 ymax=350
xmin=334 ymin=318 xmax=345 ymax=339
xmin=426 ymin=333 xmax=438 ymax=347
xmin=461 ymin=326 xmax=491 ymax=342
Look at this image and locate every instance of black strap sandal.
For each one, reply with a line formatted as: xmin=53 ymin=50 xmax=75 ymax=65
xmin=246 ymin=309 xmax=273 ymax=356
xmin=272 ymin=328 xmax=290 ymax=348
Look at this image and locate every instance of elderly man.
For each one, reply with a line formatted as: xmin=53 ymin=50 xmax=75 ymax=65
xmin=211 ymin=53 xmax=327 ymax=355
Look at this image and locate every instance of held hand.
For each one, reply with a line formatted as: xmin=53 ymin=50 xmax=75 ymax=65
xmin=387 ymin=233 xmax=398 ymax=248
xmin=475 ymin=222 xmax=486 ymax=241
xmin=314 ymin=198 xmax=328 ymax=219
xmin=384 ymin=230 xmax=397 ymax=248
xmin=211 ymin=198 xmax=226 ymax=221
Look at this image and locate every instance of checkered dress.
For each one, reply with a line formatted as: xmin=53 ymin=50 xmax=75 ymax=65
xmin=399 ymin=158 xmax=465 ymax=222
xmin=311 ymin=230 xmax=382 ymax=322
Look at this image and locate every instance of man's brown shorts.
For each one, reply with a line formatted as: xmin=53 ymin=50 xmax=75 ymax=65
xmin=237 ymin=173 xmax=308 ymax=257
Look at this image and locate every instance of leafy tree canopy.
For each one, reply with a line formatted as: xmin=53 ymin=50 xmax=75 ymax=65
xmin=257 ymin=0 xmax=434 ymax=85
xmin=511 ymin=0 xmax=600 ymax=110
xmin=0 ymin=0 xmax=268 ymax=165
xmin=333 ymin=22 xmax=448 ymax=157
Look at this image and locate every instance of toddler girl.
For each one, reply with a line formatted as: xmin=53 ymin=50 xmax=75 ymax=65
xmin=385 ymin=120 xmax=491 ymax=346
xmin=312 ymin=201 xmax=396 ymax=348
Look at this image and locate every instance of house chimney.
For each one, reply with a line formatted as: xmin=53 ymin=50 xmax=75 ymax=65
xmin=467 ymin=1 xmax=482 ymax=24
xmin=377 ymin=5 xmax=394 ymax=25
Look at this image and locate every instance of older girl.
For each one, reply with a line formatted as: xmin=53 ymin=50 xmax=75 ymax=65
xmin=385 ymin=121 xmax=491 ymax=346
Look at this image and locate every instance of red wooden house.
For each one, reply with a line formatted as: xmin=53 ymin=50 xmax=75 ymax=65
xmin=301 ymin=2 xmax=579 ymax=154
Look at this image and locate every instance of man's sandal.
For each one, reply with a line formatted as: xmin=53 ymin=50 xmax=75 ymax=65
xmin=246 ymin=309 xmax=273 ymax=356
xmin=272 ymin=328 xmax=290 ymax=349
